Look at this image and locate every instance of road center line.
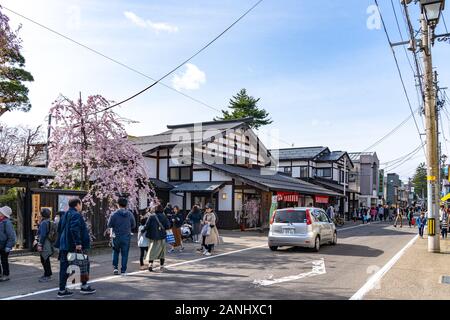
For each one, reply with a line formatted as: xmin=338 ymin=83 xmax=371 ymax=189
xmin=349 ymin=234 xmax=419 ymax=300
xmin=2 ymin=222 xmax=375 ymax=300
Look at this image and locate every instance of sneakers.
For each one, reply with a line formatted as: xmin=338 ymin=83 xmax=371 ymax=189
xmin=38 ymin=276 xmax=52 ymax=283
xmin=148 ymin=265 xmax=154 ymax=272
xmin=57 ymin=289 xmax=74 ymax=298
xmin=121 ymin=272 xmax=128 ymax=277
xmin=168 ymin=248 xmax=175 ymax=253
xmin=204 ymin=252 xmax=211 ymax=256
xmin=0 ymin=276 xmax=10 ymax=282
xmin=179 ymin=247 xmax=185 ymax=252
xmin=113 ymin=269 xmax=119 ymax=275
xmin=80 ymin=285 xmax=96 ymax=295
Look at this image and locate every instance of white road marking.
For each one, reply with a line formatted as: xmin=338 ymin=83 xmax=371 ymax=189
xmin=2 ymin=222 xmax=374 ymax=300
xmin=253 ymin=259 xmax=326 ymax=286
xmin=349 ymin=234 xmax=419 ymax=300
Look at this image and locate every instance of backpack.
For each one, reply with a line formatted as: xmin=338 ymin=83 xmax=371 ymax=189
xmin=47 ymin=220 xmax=58 ymax=243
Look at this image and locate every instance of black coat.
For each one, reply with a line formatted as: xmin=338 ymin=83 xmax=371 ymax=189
xmin=144 ymin=212 xmax=170 ymax=240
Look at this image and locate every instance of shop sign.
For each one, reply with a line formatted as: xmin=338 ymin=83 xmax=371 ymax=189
xmin=277 ymin=192 xmax=299 ymax=202
xmin=31 ymin=194 xmax=41 ymax=230
xmin=315 ymin=195 xmax=329 ymax=204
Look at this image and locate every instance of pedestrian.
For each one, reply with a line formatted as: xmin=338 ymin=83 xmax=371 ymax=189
xmin=201 ymin=203 xmax=219 ymax=256
xmin=138 ymin=217 xmax=149 ymax=270
xmin=54 ymin=211 xmax=65 ymax=227
xmin=388 ymin=206 xmax=395 ymax=222
xmin=144 ymin=204 xmax=171 ymax=272
xmin=164 ymin=203 xmax=174 ymax=221
xmin=0 ymin=206 xmax=16 ymax=282
xmin=366 ymin=209 xmax=371 ymax=223
xmin=107 ymin=197 xmax=136 ymax=276
xmin=37 ymin=208 xmax=57 ymax=282
xmin=441 ymin=210 xmax=449 ymax=239
xmin=416 ymin=212 xmax=427 ymax=238
xmin=187 ymin=205 xmax=202 ymax=243
xmin=351 ymin=209 xmax=357 ymax=223
xmin=326 ymin=205 xmax=335 ymax=221
xmin=55 ymin=198 xmax=95 ymax=298
xmin=394 ymin=206 xmax=403 ymax=228
xmin=383 ymin=205 xmax=389 ymax=221
xmin=407 ymin=207 xmax=414 ymax=228
xmin=378 ymin=205 xmax=384 ymax=222
xmin=168 ymin=205 xmax=184 ymax=253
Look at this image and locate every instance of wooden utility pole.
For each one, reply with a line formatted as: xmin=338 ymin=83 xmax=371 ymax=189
xmin=422 ymin=15 xmax=440 ymax=252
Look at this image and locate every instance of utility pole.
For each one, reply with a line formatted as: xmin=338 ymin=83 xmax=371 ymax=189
xmin=344 ymin=156 xmax=347 ymax=221
xmin=422 ymin=15 xmax=440 ymax=252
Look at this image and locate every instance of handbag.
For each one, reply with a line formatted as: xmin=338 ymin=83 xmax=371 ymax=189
xmin=166 ymin=229 xmax=175 ymax=244
xmin=67 ymin=251 xmax=90 ymax=283
xmin=201 ymin=224 xmax=211 ymax=236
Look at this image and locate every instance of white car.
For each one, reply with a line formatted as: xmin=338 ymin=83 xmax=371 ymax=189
xmin=268 ymin=207 xmax=337 ymax=252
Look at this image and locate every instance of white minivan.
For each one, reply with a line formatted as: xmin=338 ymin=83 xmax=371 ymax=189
xmin=268 ymin=207 xmax=337 ymax=252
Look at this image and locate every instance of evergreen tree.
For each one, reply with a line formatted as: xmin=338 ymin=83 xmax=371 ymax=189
xmin=0 ymin=7 xmax=34 ymax=117
xmin=413 ymin=162 xmax=427 ymax=199
xmin=215 ymin=88 xmax=272 ymax=129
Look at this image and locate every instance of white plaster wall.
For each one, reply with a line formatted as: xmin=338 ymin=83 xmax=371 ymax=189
xmin=169 ymin=193 xmax=184 ymax=209
xmin=218 ymin=185 xmax=233 ymax=211
xmin=211 ymin=171 xmax=232 ymax=181
xmin=159 ymin=158 xmax=168 ymax=182
xmin=144 ymin=157 xmax=157 ymax=178
xmin=193 ymin=171 xmax=210 ymax=181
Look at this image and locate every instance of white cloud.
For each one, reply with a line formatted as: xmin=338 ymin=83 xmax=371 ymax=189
xmin=124 ymin=11 xmax=179 ymax=33
xmin=311 ymin=119 xmax=331 ymax=127
xmin=172 ymin=63 xmax=206 ymax=91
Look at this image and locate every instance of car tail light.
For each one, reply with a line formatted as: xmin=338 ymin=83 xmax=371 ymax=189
xmin=270 ymin=211 xmax=277 ymax=225
xmin=306 ymin=209 xmax=312 ymax=225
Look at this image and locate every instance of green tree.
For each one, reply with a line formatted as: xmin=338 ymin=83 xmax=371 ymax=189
xmin=0 ymin=7 xmax=34 ymax=117
xmin=413 ymin=162 xmax=427 ymax=199
xmin=215 ymin=88 xmax=272 ymax=129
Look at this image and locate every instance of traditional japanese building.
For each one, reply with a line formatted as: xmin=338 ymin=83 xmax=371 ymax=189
xmin=131 ymin=118 xmax=339 ymax=229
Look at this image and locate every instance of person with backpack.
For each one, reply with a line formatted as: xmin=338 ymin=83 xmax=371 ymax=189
xmin=37 ymin=208 xmax=57 ymax=282
xmin=0 ymin=206 xmax=16 ymax=282
xmin=144 ymin=204 xmax=171 ymax=272
xmin=107 ymin=197 xmax=136 ymax=276
xmin=138 ymin=217 xmax=149 ymax=270
xmin=55 ymin=198 xmax=95 ymax=298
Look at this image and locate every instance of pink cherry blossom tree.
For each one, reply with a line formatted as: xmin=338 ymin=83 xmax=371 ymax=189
xmin=48 ymin=94 xmax=153 ymax=232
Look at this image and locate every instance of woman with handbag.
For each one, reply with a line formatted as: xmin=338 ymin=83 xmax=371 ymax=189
xmin=144 ymin=204 xmax=171 ymax=272
xmin=201 ymin=203 xmax=219 ymax=256
xmin=37 ymin=208 xmax=55 ymax=282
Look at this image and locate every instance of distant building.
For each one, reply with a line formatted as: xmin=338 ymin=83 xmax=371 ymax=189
xmin=386 ymin=173 xmax=401 ymax=206
xmin=348 ymin=152 xmax=380 ymax=208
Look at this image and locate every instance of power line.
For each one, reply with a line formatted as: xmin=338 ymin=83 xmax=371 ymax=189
xmin=96 ymin=0 xmax=264 ymax=113
xmin=382 ymin=143 xmax=425 ymax=169
xmin=390 ymin=0 xmax=415 ymax=74
xmin=363 ymin=108 xmax=417 ymax=152
xmin=385 ymin=143 xmax=425 ymax=172
xmin=375 ymin=0 xmax=426 ymax=157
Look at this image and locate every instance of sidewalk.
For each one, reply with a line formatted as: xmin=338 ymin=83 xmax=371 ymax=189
xmin=364 ymin=235 xmax=450 ymax=300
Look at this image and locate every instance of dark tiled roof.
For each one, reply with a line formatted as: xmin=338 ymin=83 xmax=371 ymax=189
xmin=270 ymin=147 xmax=329 ymax=161
xmin=313 ymin=177 xmax=360 ymax=195
xmin=170 ymin=181 xmax=226 ymax=193
xmin=130 ymin=118 xmax=252 ymax=154
xmin=149 ymin=178 xmax=174 ymax=190
xmin=203 ymin=164 xmax=340 ymax=196
xmin=348 ymin=152 xmax=377 ymax=162
xmin=0 ymin=164 xmax=55 ymax=179
xmin=317 ymin=151 xmax=345 ymax=162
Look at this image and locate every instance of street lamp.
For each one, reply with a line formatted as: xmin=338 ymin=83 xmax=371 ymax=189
xmin=420 ymin=0 xmax=445 ymax=26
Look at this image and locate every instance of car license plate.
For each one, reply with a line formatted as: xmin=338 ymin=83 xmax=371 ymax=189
xmin=283 ymin=228 xmax=295 ymax=235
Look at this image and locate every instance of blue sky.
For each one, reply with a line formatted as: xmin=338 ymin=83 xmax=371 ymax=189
xmin=2 ymin=0 xmax=450 ymax=180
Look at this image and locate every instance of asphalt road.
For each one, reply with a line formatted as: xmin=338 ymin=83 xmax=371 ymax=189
xmin=2 ymin=221 xmax=418 ymax=300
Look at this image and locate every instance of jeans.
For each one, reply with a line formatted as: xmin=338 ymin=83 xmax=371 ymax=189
xmin=205 ymin=244 xmax=214 ymax=253
xmin=419 ymin=226 xmax=425 ymax=237
xmin=112 ymin=234 xmax=131 ymax=273
xmin=139 ymin=247 xmax=147 ymax=266
xmin=442 ymin=228 xmax=448 ymax=239
xmin=40 ymin=255 xmax=52 ymax=277
xmin=0 ymin=249 xmax=10 ymax=276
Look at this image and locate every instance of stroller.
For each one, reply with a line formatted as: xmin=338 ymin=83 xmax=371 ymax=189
xmin=181 ymin=220 xmax=194 ymax=242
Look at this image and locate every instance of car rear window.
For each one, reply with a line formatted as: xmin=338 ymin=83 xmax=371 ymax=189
xmin=274 ymin=210 xmax=307 ymax=223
